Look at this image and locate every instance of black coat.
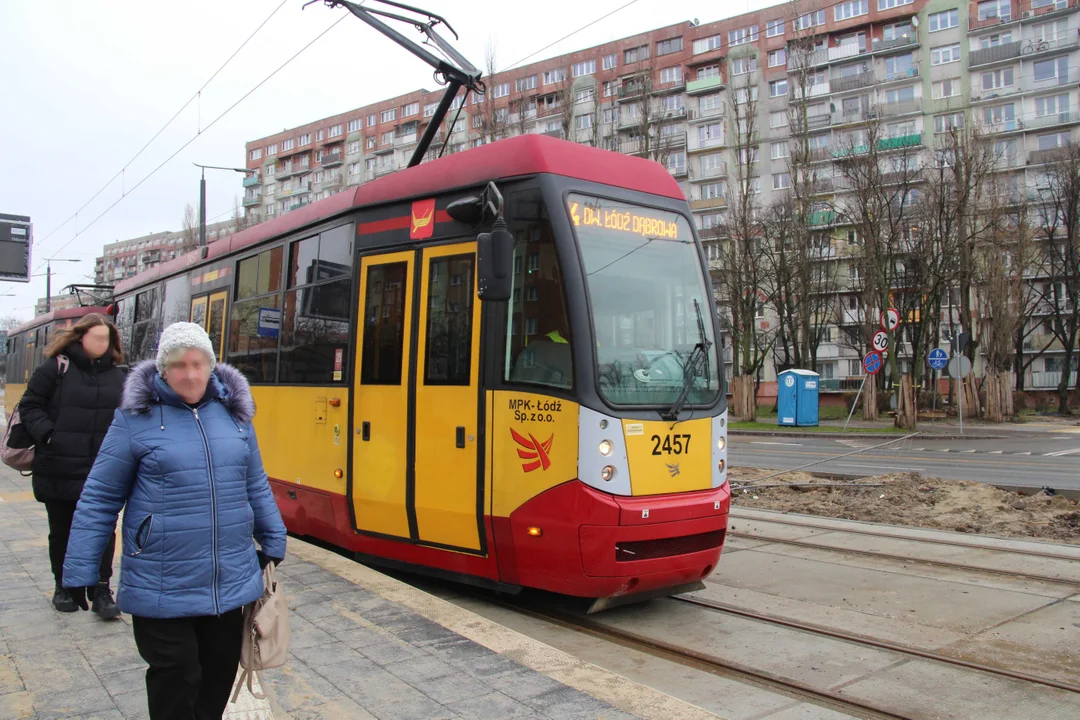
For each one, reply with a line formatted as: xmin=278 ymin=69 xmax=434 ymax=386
xmin=18 ymin=343 xmax=126 ymax=502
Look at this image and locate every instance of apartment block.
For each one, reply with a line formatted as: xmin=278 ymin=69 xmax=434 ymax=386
xmin=243 ymin=0 xmax=1080 ymax=392
xmin=94 ymin=219 xmax=236 ymax=285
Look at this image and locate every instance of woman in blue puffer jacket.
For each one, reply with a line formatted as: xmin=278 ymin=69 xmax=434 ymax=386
xmin=63 ymin=321 xmax=287 ymax=720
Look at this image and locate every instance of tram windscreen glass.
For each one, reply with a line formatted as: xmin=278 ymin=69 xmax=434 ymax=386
xmin=568 ymin=194 xmax=720 ymax=407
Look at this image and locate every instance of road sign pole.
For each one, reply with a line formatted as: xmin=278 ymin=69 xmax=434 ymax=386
xmin=844 ymin=375 xmax=867 ymax=433
xmin=954 ymin=334 xmax=963 ymax=437
xmin=933 ymin=368 xmax=938 ymax=412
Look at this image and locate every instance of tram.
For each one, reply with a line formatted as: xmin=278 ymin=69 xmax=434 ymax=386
xmin=105 ymin=134 xmax=731 ymax=608
xmin=4 ymin=306 xmax=113 ymax=407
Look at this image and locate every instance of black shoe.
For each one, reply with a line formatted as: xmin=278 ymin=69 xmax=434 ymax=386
xmin=52 ymin=587 xmax=78 ymax=613
xmin=91 ymin=583 xmax=121 ymax=620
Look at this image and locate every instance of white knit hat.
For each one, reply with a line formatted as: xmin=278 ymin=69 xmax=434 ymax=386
xmin=156 ymin=321 xmax=217 ymax=375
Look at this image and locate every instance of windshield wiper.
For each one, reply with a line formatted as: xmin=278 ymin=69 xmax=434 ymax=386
xmin=662 ymin=299 xmax=712 ymax=421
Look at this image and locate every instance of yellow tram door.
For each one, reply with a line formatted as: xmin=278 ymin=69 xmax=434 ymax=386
xmin=189 ymin=290 xmax=228 ymax=360
xmin=351 ymin=244 xmax=483 ymax=553
xmin=352 ymin=251 xmax=415 ymax=539
xmin=412 ymin=243 xmax=482 ymax=552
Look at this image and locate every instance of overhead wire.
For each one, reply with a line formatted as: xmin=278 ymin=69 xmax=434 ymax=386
xmin=504 ymin=0 xmax=644 ymax=71
xmin=34 ymin=0 xmax=291 ymax=253
xmin=38 ymin=12 xmax=349 ymax=270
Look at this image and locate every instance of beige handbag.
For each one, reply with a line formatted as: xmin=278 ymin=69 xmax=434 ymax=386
xmin=231 ymin=562 xmax=290 ymax=702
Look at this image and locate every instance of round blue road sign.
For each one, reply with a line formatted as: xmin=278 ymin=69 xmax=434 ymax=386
xmin=863 ymin=350 xmax=883 ymax=375
xmin=928 ymin=348 xmax=949 ymax=370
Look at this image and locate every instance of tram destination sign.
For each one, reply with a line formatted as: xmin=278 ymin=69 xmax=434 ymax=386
xmin=0 ymin=214 xmax=32 ymax=283
xmin=567 ymin=195 xmax=683 ymax=241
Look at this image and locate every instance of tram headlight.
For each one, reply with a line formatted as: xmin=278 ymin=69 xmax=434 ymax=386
xmin=601 ymin=465 xmax=616 ymax=481
xmin=716 ymin=437 xmax=726 ymax=451
xmin=598 ymin=439 xmax=613 ymax=456
xmin=717 ymin=460 xmax=726 ymax=473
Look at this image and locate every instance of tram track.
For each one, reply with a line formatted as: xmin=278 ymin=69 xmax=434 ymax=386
xmin=726 ymin=527 xmax=1080 ymax=588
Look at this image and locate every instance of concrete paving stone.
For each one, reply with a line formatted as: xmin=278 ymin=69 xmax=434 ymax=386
xmin=7 ymin=630 xmax=71 ymax=656
xmin=448 ymin=690 xmax=551 ymax=720
xmin=261 ymin=659 xmax=351 ymax=713
xmin=424 ymin=637 xmax=523 ymax=680
xmin=287 ymin=614 xmax=337 ymax=650
xmin=0 ymin=690 xmax=35 ymax=720
xmin=840 ymin=658 xmax=1080 ymax=719
xmin=30 ymin=684 xmax=117 ymax=720
xmin=311 ymin=609 xmax=386 ymax=637
xmin=14 ymin=647 xmax=101 ymax=694
xmin=285 ymin=587 xmax=331 ymax=611
xmin=411 ymin=670 xmax=494 ymax=705
xmin=70 ymin=711 xmax=125 ymax=720
xmin=110 ymin=690 xmax=149 ymax=720
xmin=98 ymin=667 xmax=147 ymax=697
xmin=314 ymin=657 xmax=456 ymax=720
xmin=287 ymin=697 xmax=378 ymax=720
xmin=293 ymin=598 xmax=341 ymax=622
xmin=0 ymin=608 xmax=48 ymax=629
xmin=711 ymin=549 xmax=1060 ymax=635
xmin=523 ymin=686 xmax=625 ymax=719
xmin=75 ymin=636 xmax=145 ymax=675
xmin=303 ymin=576 xmax=369 ymax=597
xmin=354 ymin=599 xmax=418 ymax=627
xmin=383 ymin=654 xmax=460 ymax=684
xmin=0 ymin=652 xmax=25 ymax=694
xmin=486 ymin=668 xmax=569 ymax=703
xmin=352 ymin=637 xmax=430 ymax=666
xmin=0 ymin=596 xmax=54 ymax=614
xmin=289 ymin=639 xmax=367 ymax=668
xmin=0 ymin=639 xmax=9 ymax=655
xmin=386 ymin=614 xmax=466 ymax=647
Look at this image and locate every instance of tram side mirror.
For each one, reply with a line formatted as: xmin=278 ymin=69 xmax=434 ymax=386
xmin=447 ymin=195 xmax=483 ymax=225
xmin=477 ymin=218 xmax=513 ymax=302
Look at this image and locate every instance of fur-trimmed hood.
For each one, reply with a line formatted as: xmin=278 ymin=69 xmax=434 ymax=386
xmin=120 ymin=360 xmax=255 ymax=425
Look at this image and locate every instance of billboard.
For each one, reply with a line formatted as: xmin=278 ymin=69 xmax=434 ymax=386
xmin=0 ymin=214 xmax=32 ymax=283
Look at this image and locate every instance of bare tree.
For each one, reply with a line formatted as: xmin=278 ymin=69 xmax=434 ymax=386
xmin=617 ymin=55 xmax=684 ymax=166
xmin=1031 ymin=142 xmax=1080 ymax=414
xmin=181 ymin=203 xmax=198 ymax=248
xmin=475 ymin=45 xmax=510 ymax=144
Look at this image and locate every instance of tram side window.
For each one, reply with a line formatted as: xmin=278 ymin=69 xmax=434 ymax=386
xmin=360 ymin=263 xmax=407 ymax=385
xmin=131 ymin=287 xmax=162 ymax=362
xmin=162 ymin=275 xmax=191 ymax=326
xmin=279 ymin=230 xmax=351 ymax=384
xmin=228 ymin=247 xmax=284 ymax=384
xmin=424 ymin=254 xmax=474 ymax=385
xmin=503 ymin=190 xmax=573 ymax=391
xmin=115 ymin=296 xmax=136 ymax=360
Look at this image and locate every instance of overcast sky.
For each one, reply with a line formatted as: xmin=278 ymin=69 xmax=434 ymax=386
xmin=0 ymin=0 xmax=776 ymax=320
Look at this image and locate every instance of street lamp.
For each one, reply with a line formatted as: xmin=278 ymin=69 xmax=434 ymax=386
xmin=45 ymin=258 xmax=81 ymax=313
xmin=193 ymin=163 xmax=254 ymax=258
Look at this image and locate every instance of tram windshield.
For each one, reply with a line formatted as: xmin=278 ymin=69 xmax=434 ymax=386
xmin=568 ymin=194 xmax=721 ymax=408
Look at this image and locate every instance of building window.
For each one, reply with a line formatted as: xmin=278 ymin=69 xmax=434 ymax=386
xmin=380 ymin=109 xmax=396 ymax=123
xmin=700 ymin=92 xmax=724 ymax=112
xmin=491 ymin=83 xmax=510 ymax=99
xmin=834 ymin=0 xmax=868 ymax=21
xmin=543 ymin=67 xmax=567 ymax=85
xmin=1037 ymin=131 xmax=1069 ymax=150
xmin=934 ymin=112 xmax=965 ymax=133
xmin=266 ymin=144 xmax=278 ymax=156
xmin=770 ymin=110 xmax=788 ymax=128
xmin=316 ymin=129 xmax=324 ymax=141
xmin=265 ymin=164 xmax=276 ymax=176
xmin=366 ymin=136 xmax=376 ymax=150
xmin=977 ymin=0 xmax=1011 ymax=21
xmin=381 ymin=131 xmax=394 ymax=145
xmin=660 ymin=66 xmax=682 ymax=84
xmin=931 ymin=44 xmax=961 ymax=65
xmin=794 ymin=10 xmax=825 ymax=30
xmin=701 ymin=182 xmax=725 ymax=200
xmin=602 ymin=53 xmax=617 ymax=70
xmin=656 ymin=37 xmax=683 ymax=55
xmin=515 ymin=75 xmax=538 ymax=92
xmin=768 ymin=49 xmax=786 ymax=67
xmin=769 ymin=78 xmax=788 ymax=97
xmin=347 ymin=140 xmax=360 ymax=155
xmin=878 ymin=0 xmax=913 ymax=8
xmin=1036 ymin=94 xmax=1069 ymax=118
xmin=981 ymin=67 xmax=1014 ymax=90
xmin=249 ymin=148 xmax=262 ymax=161
xmin=728 ymin=26 xmax=758 ymax=46
xmin=933 ymin=78 xmax=961 ymax=99
xmin=771 ymin=141 xmax=790 ymax=159
xmin=699 ymin=122 xmax=724 ymax=142
xmin=571 ymin=59 xmax=597 ymax=77
xmin=732 ymin=56 xmax=757 ymax=75
xmin=575 ymin=114 xmax=593 ymax=130
xmin=347 ymin=119 xmax=362 ymax=133
xmin=603 ymin=81 xmax=618 ymax=97
xmin=928 ymin=8 xmax=959 ymax=32
xmin=624 ymin=45 xmax=649 ymax=63
xmin=1034 ymin=56 xmax=1068 ymax=83
xmin=348 ymin=162 xmax=360 ymax=176
xmin=773 ymin=172 xmax=791 ymax=189
xmin=328 ymin=124 xmax=343 ymax=137
xmin=602 ymin=107 xmax=619 ymax=124
xmin=693 ymin=35 xmax=722 ymax=54
xmin=766 ymin=19 xmax=785 ymax=37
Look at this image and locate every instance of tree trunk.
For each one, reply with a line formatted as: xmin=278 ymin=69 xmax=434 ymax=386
xmin=862 ymin=377 xmax=878 ymax=421
xmin=985 ymin=374 xmax=1003 ymax=423
xmin=1001 ymin=372 xmax=1014 ymax=417
xmin=964 ymin=374 xmax=982 ymax=419
xmin=895 ymin=375 xmax=917 ymax=429
xmin=731 ymin=375 xmax=757 ymax=421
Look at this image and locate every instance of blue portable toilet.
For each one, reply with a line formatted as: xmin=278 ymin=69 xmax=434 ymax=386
xmin=777 ymin=369 xmax=820 ymax=427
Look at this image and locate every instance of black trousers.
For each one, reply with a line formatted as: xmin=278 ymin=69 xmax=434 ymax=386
xmin=44 ymin=499 xmax=115 ymax=586
xmin=131 ymin=609 xmax=245 ymax=720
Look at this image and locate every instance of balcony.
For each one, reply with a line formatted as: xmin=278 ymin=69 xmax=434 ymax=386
xmin=695 ymin=161 xmax=728 ymax=179
xmin=790 ymin=82 xmax=830 ymax=101
xmin=242 ymin=196 xmax=260 ymax=207
xmin=688 ymin=103 xmax=726 ymax=122
xmin=1027 ymin=147 xmax=1067 ymax=165
xmin=1024 ymin=34 xmax=1080 ymax=59
xmin=242 ymin=175 xmax=260 ymax=187
xmin=808 ymin=210 xmax=836 ymax=226
xmin=395 ymin=132 xmax=418 ymax=146
xmin=878 ymin=133 xmax=922 ymax=151
xmin=969 ymin=9 xmax=1015 ymax=31
xmin=1021 ymin=0 xmax=1080 ymax=20
xmin=688 ymin=134 xmax=727 ymax=152
xmin=618 ymin=83 xmax=646 ymax=100
xmin=969 ymin=41 xmax=1021 ymax=67
xmin=691 ymin=196 xmax=727 ymax=210
xmin=881 ymin=67 xmax=920 ymax=83
xmin=374 ymin=163 xmax=397 ymax=177
xmin=652 ymin=78 xmax=686 ymax=94
xmin=280 ymin=181 xmax=312 ymax=197
xmin=1026 ymin=371 xmax=1064 ymax=389
xmin=871 ymin=35 xmax=918 ymax=54
xmin=792 ymin=113 xmax=834 ymax=133
xmin=686 ymin=75 xmax=725 ymax=94
xmin=1027 ymin=110 xmax=1077 ymax=130
xmin=1029 ymin=67 xmax=1080 ymax=92
xmin=321 ymin=152 xmax=343 ymax=167
xmin=880 ymin=97 xmax=922 ymax=117
xmin=829 ymin=71 xmax=875 ymax=94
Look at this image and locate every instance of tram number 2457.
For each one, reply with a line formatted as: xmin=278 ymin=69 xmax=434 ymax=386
xmin=651 ymin=434 xmax=692 ymax=456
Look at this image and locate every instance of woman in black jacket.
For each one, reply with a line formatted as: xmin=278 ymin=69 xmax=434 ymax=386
xmin=18 ymin=312 xmax=126 ymax=618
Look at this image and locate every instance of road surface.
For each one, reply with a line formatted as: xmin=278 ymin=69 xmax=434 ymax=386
xmin=730 ymin=429 xmax=1080 ymax=491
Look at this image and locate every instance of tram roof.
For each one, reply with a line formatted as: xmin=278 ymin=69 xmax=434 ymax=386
xmin=115 ymin=135 xmax=683 ymax=296
xmin=10 ymin=306 xmax=112 ymax=337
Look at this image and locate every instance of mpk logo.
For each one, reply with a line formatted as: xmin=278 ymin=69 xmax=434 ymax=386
xmin=666 ymin=462 xmax=681 ymax=477
xmin=510 ymin=428 xmax=554 ymax=472
xmin=410 ymin=198 xmax=436 ymax=240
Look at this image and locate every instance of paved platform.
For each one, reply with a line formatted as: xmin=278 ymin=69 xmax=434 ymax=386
xmin=0 ymin=466 xmax=719 ymax=720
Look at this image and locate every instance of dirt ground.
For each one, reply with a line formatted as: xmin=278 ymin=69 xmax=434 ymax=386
xmin=730 ymin=468 xmax=1080 ymax=544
